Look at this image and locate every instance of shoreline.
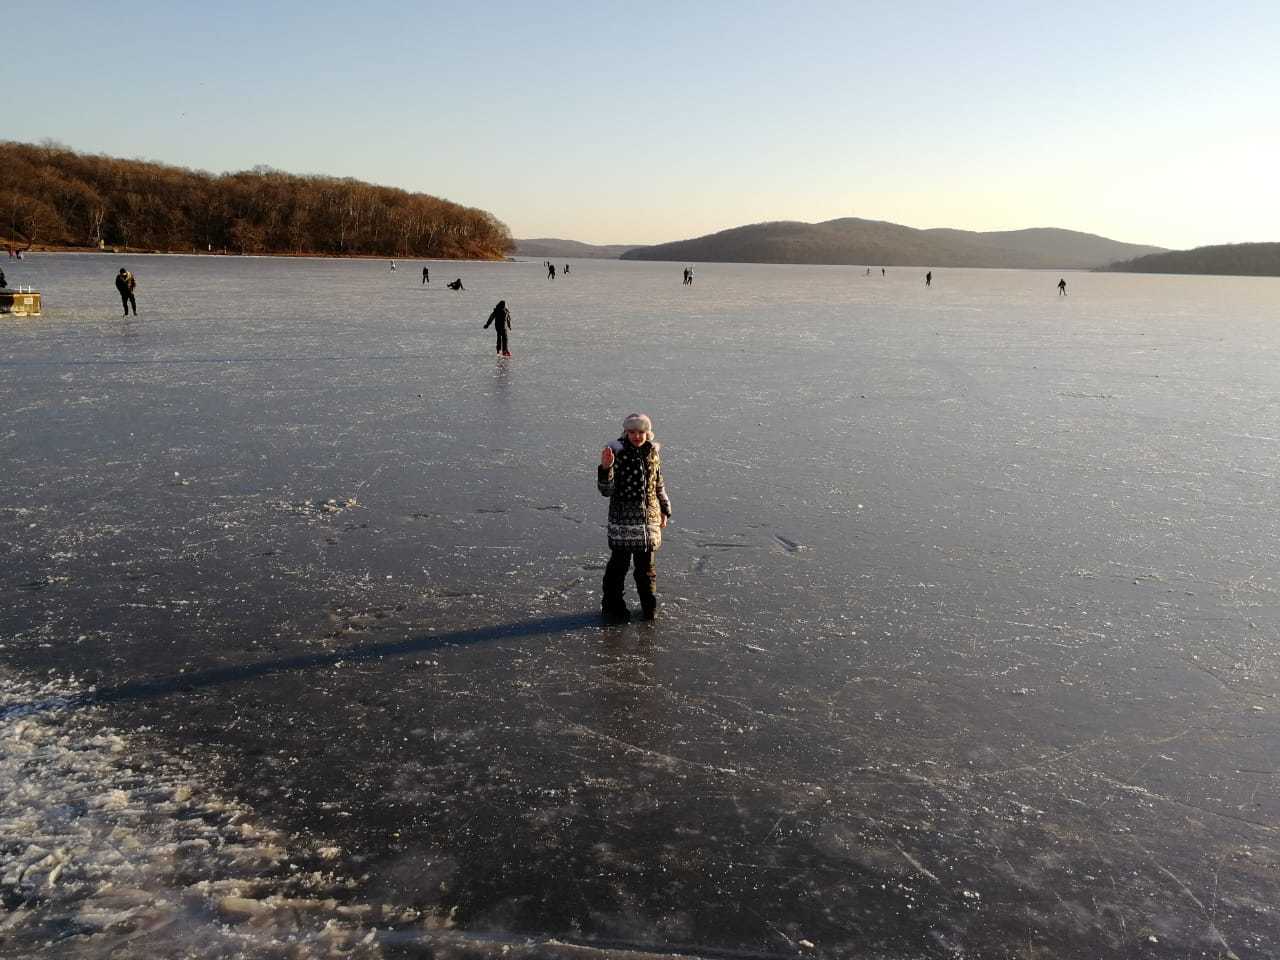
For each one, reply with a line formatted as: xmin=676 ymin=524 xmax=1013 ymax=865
xmin=11 ymin=249 xmax=1280 ymax=277
xmin=8 ymin=245 xmax=514 ymax=264
xmin=8 ymin=244 xmax=511 ymax=263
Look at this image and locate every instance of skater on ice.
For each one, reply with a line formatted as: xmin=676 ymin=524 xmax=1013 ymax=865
xmin=484 ymin=299 xmax=512 ymax=357
xmin=115 ymin=267 xmax=138 ymax=315
xmin=597 ymin=412 xmax=672 ymax=622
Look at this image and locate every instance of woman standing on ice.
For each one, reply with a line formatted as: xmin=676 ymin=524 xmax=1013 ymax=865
xmin=597 ymin=413 xmax=672 ymax=622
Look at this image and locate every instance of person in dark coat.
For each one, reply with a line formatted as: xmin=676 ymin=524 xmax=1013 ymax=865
xmin=447 ymin=278 xmax=464 ymax=291
xmin=597 ymin=412 xmax=672 ymax=621
xmin=422 ymin=266 xmax=430 ymax=284
xmin=115 ymin=268 xmax=137 ymax=315
xmin=483 ymin=299 xmax=512 ymax=356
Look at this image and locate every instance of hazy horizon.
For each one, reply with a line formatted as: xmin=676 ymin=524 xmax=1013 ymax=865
xmin=10 ymin=1 xmax=1279 ymax=251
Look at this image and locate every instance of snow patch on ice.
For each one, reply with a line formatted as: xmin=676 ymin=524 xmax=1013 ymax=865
xmin=1 ymin=672 xmax=395 ymax=958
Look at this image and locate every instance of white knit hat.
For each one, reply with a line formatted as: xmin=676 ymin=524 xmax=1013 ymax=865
xmin=622 ymin=412 xmax=652 ymax=435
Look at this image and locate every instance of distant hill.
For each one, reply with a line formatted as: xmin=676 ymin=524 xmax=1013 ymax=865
xmin=620 ymin=217 xmax=1164 ymax=269
xmin=514 ymin=238 xmax=644 ymax=259
xmin=1101 ymin=242 xmax=1280 ymax=277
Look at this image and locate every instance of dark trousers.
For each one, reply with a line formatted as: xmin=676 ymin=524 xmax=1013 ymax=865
xmin=120 ymin=291 xmax=137 ymax=315
xmin=495 ymin=327 xmax=508 ymax=353
xmin=602 ymin=547 xmax=656 ymax=611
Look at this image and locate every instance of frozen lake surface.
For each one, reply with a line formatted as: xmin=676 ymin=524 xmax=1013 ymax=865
xmin=2 ymin=253 xmax=1279 ymax=958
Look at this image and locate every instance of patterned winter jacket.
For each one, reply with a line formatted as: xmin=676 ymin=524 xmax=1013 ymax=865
xmin=597 ymin=437 xmax=672 ymax=550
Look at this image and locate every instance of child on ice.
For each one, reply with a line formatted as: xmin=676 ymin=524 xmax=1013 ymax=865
xmin=597 ymin=412 xmax=672 ymax=621
xmin=484 ymin=300 xmax=512 ymax=356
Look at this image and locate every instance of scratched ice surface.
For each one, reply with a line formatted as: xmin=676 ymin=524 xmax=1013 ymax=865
xmin=2 ymin=253 xmax=1279 ymax=958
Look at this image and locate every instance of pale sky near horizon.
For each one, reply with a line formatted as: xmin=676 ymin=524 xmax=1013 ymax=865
xmin=8 ymin=1 xmax=1277 ymax=250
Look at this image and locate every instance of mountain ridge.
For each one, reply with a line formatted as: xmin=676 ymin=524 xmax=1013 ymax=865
xmin=617 ymin=217 xmax=1165 ymax=269
xmin=1100 ymin=242 xmax=1280 ymax=277
xmin=513 ymin=238 xmax=642 ymax=259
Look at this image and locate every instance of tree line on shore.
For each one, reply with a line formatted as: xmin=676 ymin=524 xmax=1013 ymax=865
xmin=0 ymin=140 xmax=514 ymax=260
xmin=1100 ymin=242 xmax=1280 ymax=277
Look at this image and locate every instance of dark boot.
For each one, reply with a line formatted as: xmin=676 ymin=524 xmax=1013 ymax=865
xmin=602 ymin=549 xmax=631 ymax=623
xmin=639 ymin=596 xmax=658 ymax=621
xmin=601 ymin=600 xmax=631 ymax=623
xmin=634 ymin=550 xmax=658 ymax=620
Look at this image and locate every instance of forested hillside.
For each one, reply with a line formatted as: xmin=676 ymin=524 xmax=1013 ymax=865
xmin=0 ymin=141 xmax=513 ymax=260
xmin=1101 ymin=242 xmax=1280 ymax=277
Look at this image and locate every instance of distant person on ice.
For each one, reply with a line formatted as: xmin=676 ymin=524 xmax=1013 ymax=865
xmin=422 ymin=266 xmax=430 ymax=285
xmin=447 ymin=278 xmax=464 ymax=291
xmin=483 ymin=299 xmax=512 ymax=356
xmin=597 ymin=413 xmax=672 ymax=622
xmin=1058 ymin=278 xmax=1067 ymax=296
xmin=115 ymin=268 xmax=137 ymax=315
xmin=547 ymin=263 xmax=556 ymax=279
xmin=925 ymin=270 xmax=932 ymax=287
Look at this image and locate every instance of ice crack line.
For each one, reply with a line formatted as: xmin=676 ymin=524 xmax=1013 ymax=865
xmin=537 ymin=697 xmax=757 ymax=782
xmin=1131 ymin=838 xmax=1241 ymax=960
xmin=1094 ymin=773 xmax=1278 ymax=836
xmin=562 ymin=716 xmax=748 ymax=779
xmin=892 ymin=840 xmax=941 ymax=884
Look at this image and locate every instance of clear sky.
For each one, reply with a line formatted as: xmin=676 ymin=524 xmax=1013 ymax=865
xmin=8 ymin=1 xmax=1278 ymax=249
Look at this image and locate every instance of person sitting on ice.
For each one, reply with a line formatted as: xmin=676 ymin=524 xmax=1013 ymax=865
xmin=447 ymin=278 xmax=464 ymax=291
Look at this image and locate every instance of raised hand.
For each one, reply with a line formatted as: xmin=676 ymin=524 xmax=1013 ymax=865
xmin=600 ymin=446 xmax=614 ymax=468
